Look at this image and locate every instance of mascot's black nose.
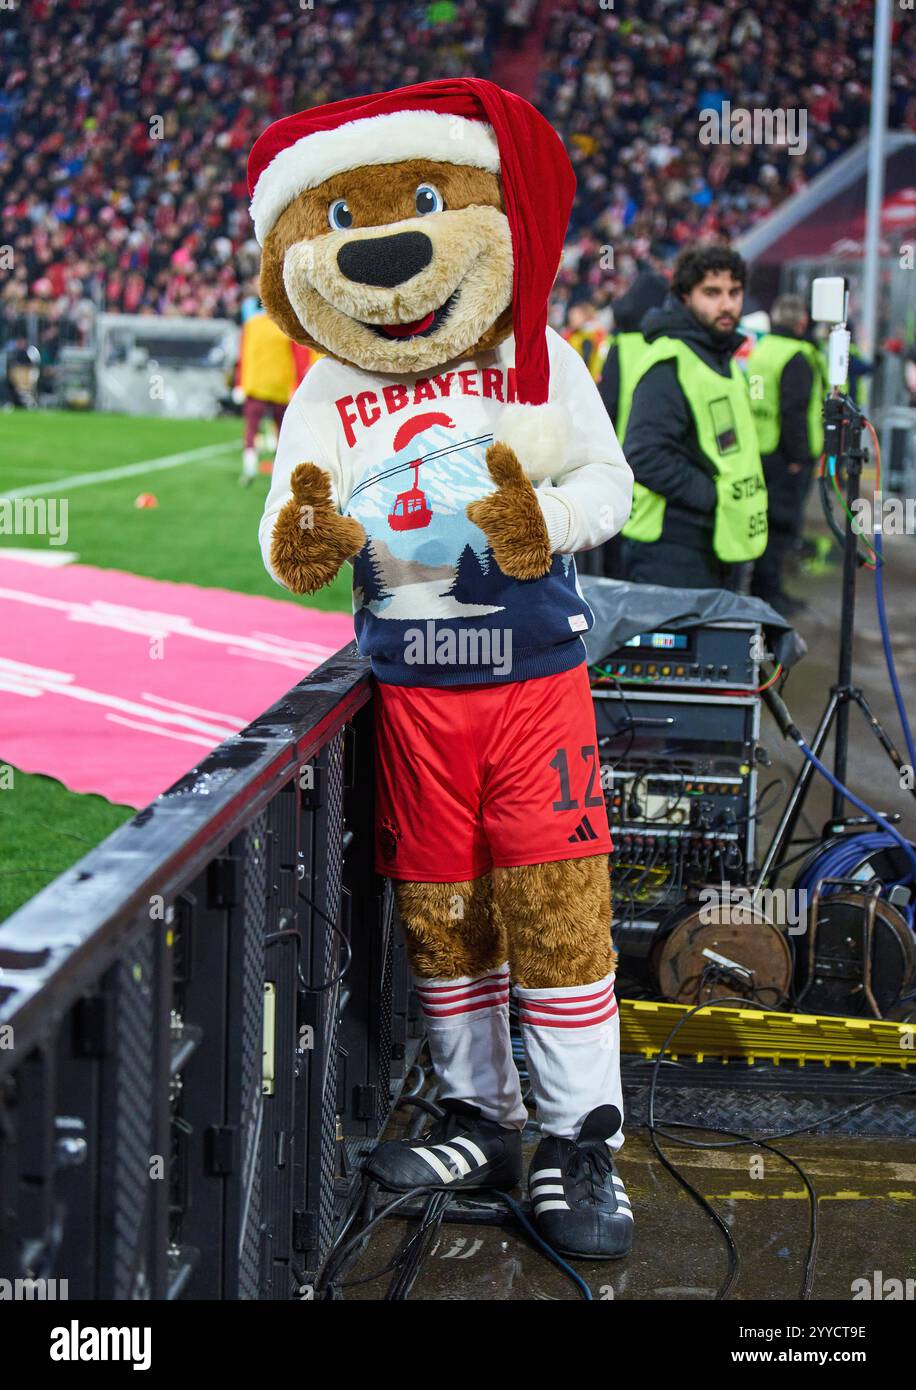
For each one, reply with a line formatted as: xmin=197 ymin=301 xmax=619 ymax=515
xmin=337 ymin=231 xmax=433 ymax=288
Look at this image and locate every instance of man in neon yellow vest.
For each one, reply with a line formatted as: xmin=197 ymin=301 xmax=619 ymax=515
xmin=621 ymin=246 xmax=767 ymax=590
xmin=747 ymin=294 xmax=826 ymax=616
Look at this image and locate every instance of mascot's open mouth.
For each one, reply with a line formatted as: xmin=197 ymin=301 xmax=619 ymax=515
xmin=369 ymin=289 xmax=460 ymax=340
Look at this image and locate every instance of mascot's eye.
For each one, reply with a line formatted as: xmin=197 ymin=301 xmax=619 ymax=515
xmin=414 ymin=184 xmax=444 ymax=216
xmin=328 ymin=199 xmax=353 ymax=230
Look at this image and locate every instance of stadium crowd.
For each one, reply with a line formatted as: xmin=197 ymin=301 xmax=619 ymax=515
xmin=1 ymin=0 xmax=914 ymax=348
xmin=544 ymin=0 xmax=916 ymax=328
xmin=0 ymin=0 xmax=501 ymax=336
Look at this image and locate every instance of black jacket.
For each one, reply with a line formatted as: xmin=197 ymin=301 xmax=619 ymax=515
xmin=598 ymin=271 xmax=668 ymax=426
xmin=622 ymin=298 xmax=744 ymax=549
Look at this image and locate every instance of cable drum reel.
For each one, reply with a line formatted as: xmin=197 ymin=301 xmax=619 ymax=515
xmin=650 ymin=898 xmax=793 ymax=1007
xmin=792 ymin=835 xmax=916 ymax=1019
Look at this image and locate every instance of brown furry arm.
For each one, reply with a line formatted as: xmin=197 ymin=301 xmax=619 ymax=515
xmin=465 ymin=442 xmax=553 ymax=580
xmin=270 ymin=462 xmax=366 ymax=595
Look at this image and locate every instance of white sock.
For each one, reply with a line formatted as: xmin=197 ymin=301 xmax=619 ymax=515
xmin=242 ymin=446 xmax=258 ymax=476
xmin=414 ymin=963 xmax=527 ymax=1129
xmin=515 ymin=971 xmax=624 ymax=1148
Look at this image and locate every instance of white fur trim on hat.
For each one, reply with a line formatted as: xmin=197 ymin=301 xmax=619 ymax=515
xmin=250 ymin=109 xmax=500 ymax=244
xmin=495 ymin=403 xmax=571 ymax=482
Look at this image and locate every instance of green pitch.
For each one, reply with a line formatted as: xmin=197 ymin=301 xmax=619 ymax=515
xmin=0 ymin=409 xmax=352 ymax=919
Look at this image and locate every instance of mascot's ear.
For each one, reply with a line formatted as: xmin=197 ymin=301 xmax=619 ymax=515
xmin=494 ymin=403 xmax=572 ymax=481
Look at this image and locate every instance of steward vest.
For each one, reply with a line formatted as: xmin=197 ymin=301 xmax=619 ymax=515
xmin=747 ymin=334 xmax=825 ymax=457
xmin=612 ymin=330 xmax=651 ymax=439
xmin=622 ymin=337 xmax=768 ymax=562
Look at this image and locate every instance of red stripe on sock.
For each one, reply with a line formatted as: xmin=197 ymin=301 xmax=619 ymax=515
xmin=520 ymin=1000 xmax=619 ymax=1029
xmin=517 ymin=984 xmax=615 ymax=1016
xmin=422 ymin=991 xmax=510 ymax=1019
xmin=416 ymin=980 xmax=510 ymax=1008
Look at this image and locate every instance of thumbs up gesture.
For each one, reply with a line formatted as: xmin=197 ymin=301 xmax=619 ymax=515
xmin=466 ymin=443 xmax=553 ymax=580
xmin=271 ymin=462 xmax=367 ymax=595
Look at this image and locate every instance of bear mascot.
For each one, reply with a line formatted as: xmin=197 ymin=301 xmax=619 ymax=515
xmin=247 ymin=77 xmax=635 ymax=1258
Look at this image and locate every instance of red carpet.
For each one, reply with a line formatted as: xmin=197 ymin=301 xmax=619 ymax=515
xmin=0 ymin=557 xmax=354 ymax=807
xmin=492 ymin=1 xmax=552 ymax=101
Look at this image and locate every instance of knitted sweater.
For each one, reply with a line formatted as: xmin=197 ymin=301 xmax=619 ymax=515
xmin=260 ymin=327 xmax=633 ymax=685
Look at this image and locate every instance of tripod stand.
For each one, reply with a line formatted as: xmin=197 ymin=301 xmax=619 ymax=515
xmin=756 ymin=389 xmax=916 ymax=889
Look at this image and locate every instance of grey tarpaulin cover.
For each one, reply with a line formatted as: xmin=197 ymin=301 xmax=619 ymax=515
xmin=579 ymin=577 xmax=807 ymax=671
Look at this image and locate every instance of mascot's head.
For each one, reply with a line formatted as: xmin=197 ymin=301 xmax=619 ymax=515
xmin=247 ymin=78 xmax=576 ymax=410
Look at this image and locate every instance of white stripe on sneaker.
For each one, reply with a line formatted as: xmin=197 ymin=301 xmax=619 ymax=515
xmin=533 ymin=1199 xmax=570 ymax=1214
xmin=529 ymin=1168 xmax=563 ymax=1181
xmin=430 ymin=1144 xmax=471 ymax=1177
xmin=450 ymin=1136 xmax=487 ymax=1167
xmin=529 ymin=1183 xmax=565 ymax=1196
xmin=413 ymin=1147 xmax=458 ymax=1183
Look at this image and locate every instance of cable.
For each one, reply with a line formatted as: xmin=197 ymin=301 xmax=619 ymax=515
xmin=793 ymin=739 xmax=916 ymax=876
xmin=478 ymin=1191 xmax=593 ymax=1300
xmin=276 ymin=900 xmax=353 ymax=993
xmin=865 ymin=419 xmax=916 ymax=770
xmin=385 ymin=1189 xmax=453 ymax=1300
xmin=827 ymin=454 xmax=878 ymax=568
xmin=644 ymin=993 xmax=821 ymax=1299
xmin=718 ymin=663 xmax=784 ymax=698
xmin=316 ymin=1185 xmax=437 ymax=1295
xmin=730 ymin=777 xmax=786 ymax=830
xmin=794 ymin=831 xmax=915 ymax=931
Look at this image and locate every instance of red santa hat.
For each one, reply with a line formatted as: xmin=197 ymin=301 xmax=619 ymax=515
xmin=247 ymin=78 xmax=576 ymax=429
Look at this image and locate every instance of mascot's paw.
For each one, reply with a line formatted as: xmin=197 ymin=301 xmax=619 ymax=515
xmin=465 ymin=442 xmax=553 ymax=580
xmin=270 ymin=462 xmax=366 ymax=595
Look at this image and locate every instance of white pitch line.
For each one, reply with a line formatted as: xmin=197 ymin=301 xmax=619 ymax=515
xmin=0 ymin=441 xmax=238 ymax=499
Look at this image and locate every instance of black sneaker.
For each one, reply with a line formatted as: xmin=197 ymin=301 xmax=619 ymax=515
xmin=528 ymin=1105 xmax=633 ymax=1259
xmin=365 ymin=1098 xmax=523 ymax=1193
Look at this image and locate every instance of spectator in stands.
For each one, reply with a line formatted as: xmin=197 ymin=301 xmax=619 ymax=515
xmin=536 ymin=0 xmax=915 ymax=314
xmin=746 ymin=293 xmax=825 ymax=616
xmin=2 ymin=0 xmax=912 ymax=344
xmin=620 ymin=245 xmax=767 ymax=592
xmin=0 ymin=0 xmax=500 ymax=329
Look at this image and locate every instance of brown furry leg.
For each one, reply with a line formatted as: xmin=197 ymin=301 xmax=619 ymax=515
xmin=394 ymin=875 xmax=506 ymax=980
xmin=492 ymin=855 xmax=616 ymax=989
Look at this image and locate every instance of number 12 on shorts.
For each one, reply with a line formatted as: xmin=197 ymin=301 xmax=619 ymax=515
xmin=550 ymin=746 xmax=604 ymax=812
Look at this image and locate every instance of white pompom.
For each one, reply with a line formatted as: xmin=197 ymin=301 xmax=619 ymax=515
xmin=494 ymin=403 xmax=570 ymax=481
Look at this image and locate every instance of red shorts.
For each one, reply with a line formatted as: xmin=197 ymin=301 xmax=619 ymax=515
xmin=373 ymin=663 xmax=613 ymax=881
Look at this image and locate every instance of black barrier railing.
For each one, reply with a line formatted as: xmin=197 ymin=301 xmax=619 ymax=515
xmin=0 ymin=642 xmax=421 ymax=1300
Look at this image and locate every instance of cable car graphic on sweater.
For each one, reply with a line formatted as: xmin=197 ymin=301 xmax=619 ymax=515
xmin=348 ymin=412 xmax=494 ymax=533
xmin=389 ymin=458 xmax=432 ymax=531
